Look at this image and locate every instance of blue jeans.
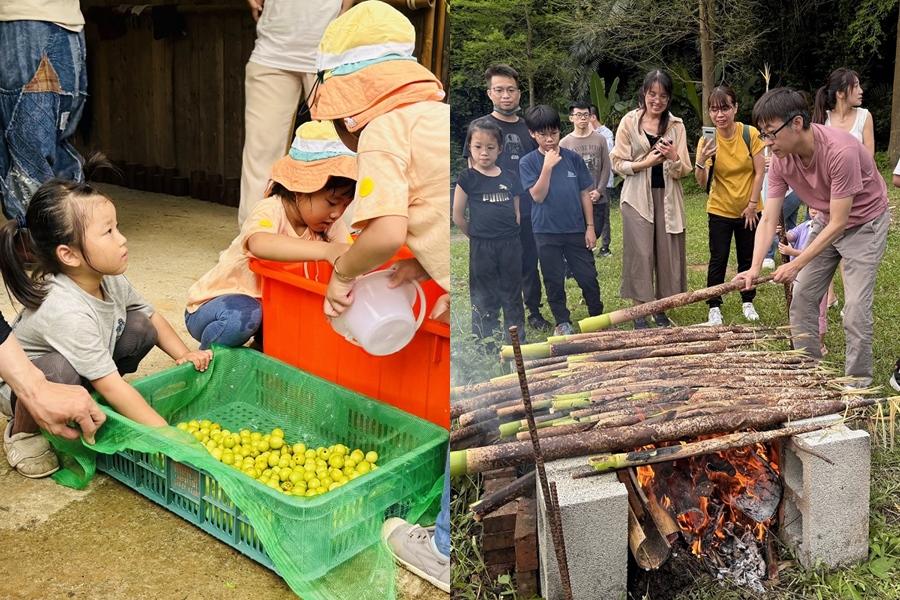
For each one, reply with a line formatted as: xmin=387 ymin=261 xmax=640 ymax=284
xmin=184 ymin=294 xmax=262 ymax=350
xmin=0 ymin=21 xmax=87 ymax=219
xmin=434 ymin=452 xmax=450 ymax=557
xmin=766 ymin=190 xmax=802 ymax=259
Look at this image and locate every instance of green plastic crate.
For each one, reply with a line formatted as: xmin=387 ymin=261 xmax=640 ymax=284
xmin=96 ymin=347 xmax=447 ymax=577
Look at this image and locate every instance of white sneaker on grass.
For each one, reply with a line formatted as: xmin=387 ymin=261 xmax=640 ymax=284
xmin=761 ymin=258 xmax=776 ymax=270
xmin=742 ymin=302 xmax=760 ymax=322
xmin=890 ymin=360 xmax=900 ymax=393
xmin=382 ymin=518 xmax=450 ymax=593
xmin=706 ymin=307 xmax=723 ymax=326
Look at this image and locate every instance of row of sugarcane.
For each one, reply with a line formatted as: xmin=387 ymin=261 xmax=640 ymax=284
xmin=450 ymin=324 xmax=882 ymax=481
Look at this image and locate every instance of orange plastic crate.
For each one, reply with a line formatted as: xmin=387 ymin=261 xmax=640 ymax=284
xmin=249 ymin=253 xmax=450 ymax=429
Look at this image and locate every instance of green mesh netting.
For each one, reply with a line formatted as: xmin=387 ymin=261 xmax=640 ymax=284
xmin=47 ymin=346 xmax=447 ymax=600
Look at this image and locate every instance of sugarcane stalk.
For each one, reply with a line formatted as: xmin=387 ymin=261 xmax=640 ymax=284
xmin=470 ymin=471 xmax=536 ymax=520
xmin=573 ymin=420 xmax=835 ymax=477
xmin=450 ymin=395 xmax=878 ymax=475
xmin=578 ymin=275 xmax=774 ymax=332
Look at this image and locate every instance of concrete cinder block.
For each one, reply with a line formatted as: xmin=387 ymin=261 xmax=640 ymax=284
xmin=537 ymin=457 xmax=628 ymax=600
xmin=781 ymin=424 xmax=870 ymax=569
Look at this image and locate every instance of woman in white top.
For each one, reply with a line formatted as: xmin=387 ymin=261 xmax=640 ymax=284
xmin=813 ymin=67 xmax=874 ymax=156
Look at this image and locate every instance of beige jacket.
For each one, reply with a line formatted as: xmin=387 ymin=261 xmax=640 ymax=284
xmin=610 ymin=109 xmax=691 ymax=234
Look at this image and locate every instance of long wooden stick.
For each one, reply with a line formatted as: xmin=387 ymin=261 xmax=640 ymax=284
xmin=578 ymin=275 xmax=774 ymax=332
xmin=571 ymin=421 xmax=834 ymax=477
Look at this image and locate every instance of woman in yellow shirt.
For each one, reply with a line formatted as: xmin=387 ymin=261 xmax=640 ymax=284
xmin=694 ymin=86 xmax=766 ymax=325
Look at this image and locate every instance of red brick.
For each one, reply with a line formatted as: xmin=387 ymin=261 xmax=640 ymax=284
xmin=483 ymin=530 xmax=516 ymax=551
xmin=516 ymin=570 xmax=539 ymax=598
xmin=515 ymin=497 xmax=539 ymax=571
xmin=486 ymin=563 xmax=514 ymax=579
xmin=484 ymin=546 xmax=517 ymax=565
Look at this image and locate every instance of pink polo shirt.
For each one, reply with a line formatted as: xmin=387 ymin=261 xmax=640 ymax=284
xmin=768 ymin=124 xmax=887 ymax=228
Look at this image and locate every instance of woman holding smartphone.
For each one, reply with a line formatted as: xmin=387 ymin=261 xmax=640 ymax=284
xmin=694 ymin=85 xmax=766 ymax=326
xmin=610 ymin=69 xmax=691 ymax=329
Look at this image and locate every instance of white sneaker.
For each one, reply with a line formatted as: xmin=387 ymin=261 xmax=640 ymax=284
xmin=706 ymin=307 xmax=723 ymax=326
xmin=890 ymin=360 xmax=900 ymax=393
xmin=3 ymin=421 xmax=59 ymax=478
xmin=382 ymin=518 xmax=450 ymax=593
xmin=761 ymin=258 xmax=776 ymax=270
xmin=742 ymin=302 xmax=760 ymax=321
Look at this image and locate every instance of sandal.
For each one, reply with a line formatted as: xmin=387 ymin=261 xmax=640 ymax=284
xmin=3 ymin=421 xmax=59 ymax=478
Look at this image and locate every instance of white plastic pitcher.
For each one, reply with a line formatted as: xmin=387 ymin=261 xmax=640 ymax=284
xmin=330 ymin=270 xmax=427 ymax=356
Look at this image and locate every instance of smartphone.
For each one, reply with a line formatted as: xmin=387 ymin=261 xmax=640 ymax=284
xmin=702 ymin=126 xmax=716 ymax=141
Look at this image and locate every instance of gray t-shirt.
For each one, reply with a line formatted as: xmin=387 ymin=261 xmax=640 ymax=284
xmin=10 ymin=274 xmax=154 ymax=381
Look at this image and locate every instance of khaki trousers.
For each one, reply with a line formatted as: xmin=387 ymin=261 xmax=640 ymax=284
xmin=238 ymin=61 xmax=317 ymax=226
xmin=790 ymin=210 xmax=890 ymax=383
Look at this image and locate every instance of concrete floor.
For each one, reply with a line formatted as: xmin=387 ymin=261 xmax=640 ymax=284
xmin=0 ymin=185 xmax=444 ymax=600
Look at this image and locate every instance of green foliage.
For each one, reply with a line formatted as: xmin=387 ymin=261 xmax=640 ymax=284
xmin=589 ymin=73 xmax=629 ymax=125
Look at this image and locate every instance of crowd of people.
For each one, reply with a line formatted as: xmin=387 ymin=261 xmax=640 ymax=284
xmin=456 ymin=63 xmax=896 ymax=389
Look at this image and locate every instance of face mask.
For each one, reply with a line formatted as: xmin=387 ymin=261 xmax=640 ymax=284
xmin=493 ymin=104 xmax=521 ymax=117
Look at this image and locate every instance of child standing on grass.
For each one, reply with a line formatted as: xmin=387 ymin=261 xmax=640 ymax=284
xmin=778 ymin=208 xmax=829 ymax=356
xmin=185 ymin=121 xmax=356 ymax=349
xmin=311 ymin=2 xmax=450 ymax=592
xmin=0 ymin=170 xmax=211 ymax=479
xmin=519 ymin=104 xmax=603 ymax=336
xmin=453 ymin=117 xmax=526 ymax=346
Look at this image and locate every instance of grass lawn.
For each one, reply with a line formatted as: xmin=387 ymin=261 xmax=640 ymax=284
xmin=449 ymin=164 xmax=900 ymax=599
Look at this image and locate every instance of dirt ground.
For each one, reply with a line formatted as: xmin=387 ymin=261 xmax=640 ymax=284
xmin=0 ymin=185 xmax=444 ymax=600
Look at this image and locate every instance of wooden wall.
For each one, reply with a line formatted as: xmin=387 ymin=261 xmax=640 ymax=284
xmin=79 ymin=0 xmax=448 ymax=205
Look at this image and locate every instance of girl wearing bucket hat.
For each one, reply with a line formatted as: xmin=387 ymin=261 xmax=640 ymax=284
xmin=311 ymin=2 xmax=451 ymax=593
xmin=184 ymin=121 xmax=357 ymax=350
xmin=310 ymin=1 xmax=450 ymax=325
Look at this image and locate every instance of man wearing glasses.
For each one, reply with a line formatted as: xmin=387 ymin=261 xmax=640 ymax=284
xmin=560 ymin=101 xmax=612 ymax=257
xmin=734 ymin=88 xmax=889 ymax=386
xmin=463 ymin=64 xmax=552 ymax=331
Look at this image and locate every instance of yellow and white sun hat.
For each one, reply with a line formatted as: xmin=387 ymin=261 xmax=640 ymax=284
xmin=268 ymin=120 xmax=357 ymax=194
xmin=311 ymin=1 xmax=444 ymax=129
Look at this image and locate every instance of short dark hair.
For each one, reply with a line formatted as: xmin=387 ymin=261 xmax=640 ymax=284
xmin=752 ymin=88 xmax=811 ymax=130
xmin=465 ymin=117 xmax=504 ymax=150
xmin=708 ymin=85 xmax=737 ymax=111
xmin=568 ymin=101 xmax=591 ymax=113
xmin=484 ymin=64 xmax=520 ymax=86
xmin=524 ymin=105 xmax=561 ymax=133
xmin=589 ymin=105 xmax=600 ymax=117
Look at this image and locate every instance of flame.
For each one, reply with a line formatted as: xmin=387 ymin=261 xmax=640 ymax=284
xmin=635 ymin=438 xmax=780 ymax=559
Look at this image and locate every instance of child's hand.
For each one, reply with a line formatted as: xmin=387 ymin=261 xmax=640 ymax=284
xmin=324 ymin=277 xmax=355 ymax=317
xmin=387 ymin=258 xmax=429 ymax=287
xmin=327 ymin=243 xmax=352 ymax=266
xmin=430 ymin=293 xmax=450 ymax=323
xmin=177 ymin=349 xmax=213 ymax=372
xmin=542 ymin=149 xmax=563 ymax=170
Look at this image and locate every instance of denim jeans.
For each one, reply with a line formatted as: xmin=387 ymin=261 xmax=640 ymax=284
xmin=184 ymin=294 xmax=262 ymax=350
xmin=433 ymin=451 xmax=450 ymax=557
xmin=0 ymin=21 xmax=87 ymax=219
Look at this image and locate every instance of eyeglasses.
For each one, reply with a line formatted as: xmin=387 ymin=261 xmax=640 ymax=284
xmin=758 ymin=114 xmax=800 ymax=142
xmin=708 ymin=105 xmax=734 ymax=115
xmin=534 ymin=130 xmax=560 ymax=140
xmin=571 ymin=112 xmax=591 ymax=119
xmin=490 ymin=86 xmax=520 ymax=96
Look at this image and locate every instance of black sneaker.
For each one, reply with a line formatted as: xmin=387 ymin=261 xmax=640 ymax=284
xmin=528 ymin=313 xmax=552 ymax=330
xmin=633 ymin=317 xmax=651 ymax=329
xmin=891 ymin=359 xmax=900 ymax=393
xmin=599 ymin=248 xmax=612 ymax=258
xmin=653 ymin=313 xmax=672 ymax=327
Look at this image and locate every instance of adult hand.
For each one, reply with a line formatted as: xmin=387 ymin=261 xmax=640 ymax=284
xmin=20 ymin=381 xmax=106 ymax=445
xmin=645 ymin=149 xmax=665 ymax=168
xmin=176 ymin=349 xmax=213 ymax=372
xmin=741 ymin=204 xmax=759 ymax=229
xmin=387 ymin=258 xmax=430 ymax=288
xmin=324 ymin=276 xmax=355 ymax=317
xmin=732 ymin=267 xmax=761 ymax=292
xmin=773 ymin=260 xmax=801 ymax=285
xmin=247 ymin=0 xmax=264 ymax=21
xmin=542 ymin=149 xmax=563 ymax=170
xmin=585 ymin=227 xmax=597 ymax=250
xmin=588 ymin=190 xmax=601 ymax=203
xmin=430 ymin=294 xmax=450 ymax=323
xmin=657 ymin=138 xmax=678 ymax=161
xmin=699 ymin=139 xmax=717 ymax=163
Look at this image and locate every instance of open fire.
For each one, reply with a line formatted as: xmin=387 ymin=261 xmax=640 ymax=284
xmin=635 ymin=440 xmax=782 ymax=590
